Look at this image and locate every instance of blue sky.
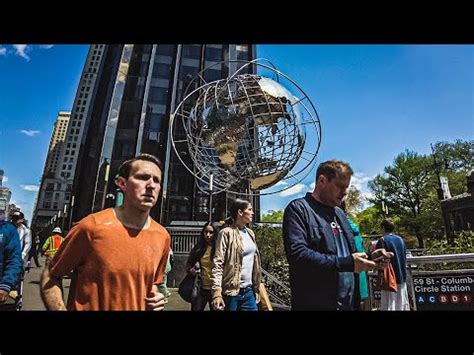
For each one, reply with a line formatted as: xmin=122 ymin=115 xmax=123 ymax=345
xmin=0 ymin=44 xmax=472 ymax=221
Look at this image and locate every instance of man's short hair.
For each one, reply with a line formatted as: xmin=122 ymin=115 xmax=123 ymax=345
xmin=116 ymin=154 xmax=163 ymax=179
xmin=381 ymin=219 xmax=395 ymax=233
xmin=316 ymin=160 xmax=353 ymax=182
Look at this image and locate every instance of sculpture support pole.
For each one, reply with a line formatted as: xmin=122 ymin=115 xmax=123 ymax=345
xmin=208 ymin=174 xmax=213 ymax=223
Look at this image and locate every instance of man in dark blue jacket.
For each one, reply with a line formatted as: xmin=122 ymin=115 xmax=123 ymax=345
xmin=283 ymin=160 xmax=392 ymax=310
xmin=0 ymin=207 xmax=23 ymax=304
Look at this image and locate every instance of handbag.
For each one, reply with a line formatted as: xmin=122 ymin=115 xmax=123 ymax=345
xmin=373 ymin=237 xmax=398 ymax=293
xmin=178 ymin=272 xmax=201 ymax=303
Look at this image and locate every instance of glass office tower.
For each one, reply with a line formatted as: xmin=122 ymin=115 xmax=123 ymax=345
xmin=71 ymin=44 xmax=259 ymax=225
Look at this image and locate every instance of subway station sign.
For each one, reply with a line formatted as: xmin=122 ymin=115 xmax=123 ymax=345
xmin=413 ymin=273 xmax=474 ymax=310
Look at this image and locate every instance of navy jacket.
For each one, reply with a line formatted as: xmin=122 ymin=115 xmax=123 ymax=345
xmin=283 ymin=193 xmax=360 ymax=310
xmin=0 ymin=220 xmax=22 ymax=293
xmin=376 ymin=234 xmax=407 ymax=284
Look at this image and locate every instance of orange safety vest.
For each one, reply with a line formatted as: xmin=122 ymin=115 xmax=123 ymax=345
xmin=44 ymin=235 xmax=63 ymax=257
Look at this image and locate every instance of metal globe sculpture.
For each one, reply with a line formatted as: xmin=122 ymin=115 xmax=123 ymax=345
xmin=170 ymin=59 xmax=321 ymax=196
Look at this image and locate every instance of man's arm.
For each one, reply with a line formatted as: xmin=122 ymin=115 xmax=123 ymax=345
xmin=22 ymin=227 xmax=32 ymax=260
xmin=0 ymin=227 xmax=22 ymax=301
xmin=40 ymin=259 xmax=66 ymax=310
xmin=42 ymin=237 xmax=50 ymax=252
xmin=283 ymin=204 xmax=382 ymax=274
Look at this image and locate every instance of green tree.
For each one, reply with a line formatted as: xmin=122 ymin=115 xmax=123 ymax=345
xmin=261 ymin=210 xmax=284 ymax=222
xmin=368 ymin=150 xmax=435 ymax=248
xmin=432 ymin=139 xmax=474 ymax=196
xmin=353 ymin=206 xmax=383 ymax=236
xmin=345 ymin=185 xmax=363 ymax=218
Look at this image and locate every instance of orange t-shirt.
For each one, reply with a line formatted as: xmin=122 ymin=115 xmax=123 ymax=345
xmin=50 ymin=208 xmax=170 ymax=310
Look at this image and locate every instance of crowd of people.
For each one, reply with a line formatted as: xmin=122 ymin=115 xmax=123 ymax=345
xmin=0 ymin=154 xmax=410 ymax=311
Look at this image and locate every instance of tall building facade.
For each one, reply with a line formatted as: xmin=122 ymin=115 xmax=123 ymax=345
xmin=32 ymin=111 xmax=71 ymax=229
xmin=0 ymin=169 xmax=13 ymax=219
xmin=71 ymin=44 xmax=259 ymax=226
xmin=43 ymin=112 xmax=70 ymax=176
xmin=32 ymin=45 xmax=106 ymax=231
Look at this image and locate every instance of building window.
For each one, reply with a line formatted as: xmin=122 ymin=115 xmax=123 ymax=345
xmin=149 ymin=87 xmax=168 ymax=104
xmin=152 ymin=63 xmax=171 ymax=79
xmin=44 ymin=192 xmax=53 ymax=200
xmin=156 ymin=45 xmax=175 ymax=56
xmin=46 ymin=183 xmax=54 ymax=191
xmin=43 ymin=201 xmax=51 ymax=209
xmin=182 ymin=45 xmax=201 ymax=59
xmin=205 ymin=47 xmax=222 ymax=61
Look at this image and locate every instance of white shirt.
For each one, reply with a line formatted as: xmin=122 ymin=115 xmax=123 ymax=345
xmin=17 ymin=224 xmax=32 ymax=262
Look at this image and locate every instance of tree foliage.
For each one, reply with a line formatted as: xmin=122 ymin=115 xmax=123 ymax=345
xmin=261 ymin=210 xmax=284 ymax=222
xmin=367 ymin=150 xmax=435 ymax=247
xmin=345 ymin=185 xmax=363 ymax=218
xmin=359 ymin=139 xmax=473 ymax=248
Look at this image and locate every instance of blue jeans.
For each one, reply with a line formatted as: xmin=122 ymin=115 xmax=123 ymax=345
xmin=223 ymin=286 xmax=258 ymax=311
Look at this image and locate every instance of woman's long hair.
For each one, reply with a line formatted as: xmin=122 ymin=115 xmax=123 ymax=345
xmin=224 ymin=199 xmax=251 ymax=226
xmin=191 ymin=222 xmax=220 ymax=259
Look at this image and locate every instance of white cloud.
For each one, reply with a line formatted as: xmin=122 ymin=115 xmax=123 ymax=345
xmin=351 ymin=172 xmax=372 ymax=191
xmin=2 ymin=176 xmax=8 ymax=182
xmin=274 ymin=180 xmax=288 ymax=187
xmin=20 ymin=130 xmax=40 ymax=137
xmin=309 ymin=182 xmax=315 ymax=190
xmin=13 ymin=44 xmax=31 ymax=61
xmin=0 ymin=47 xmax=6 ymax=56
xmin=279 ymin=183 xmax=307 ymax=197
xmin=39 ymin=44 xmax=54 ymax=49
xmin=21 ymin=184 xmax=39 ymax=192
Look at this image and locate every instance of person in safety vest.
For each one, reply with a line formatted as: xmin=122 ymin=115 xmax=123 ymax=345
xmin=42 ymin=227 xmax=64 ymax=260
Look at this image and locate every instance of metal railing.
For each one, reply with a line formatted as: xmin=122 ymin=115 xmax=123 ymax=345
xmin=261 ymin=268 xmax=291 ymax=310
xmin=167 ymin=227 xmax=201 ymax=254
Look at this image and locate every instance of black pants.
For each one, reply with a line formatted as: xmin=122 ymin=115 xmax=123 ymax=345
xmin=27 ymin=246 xmax=41 ymax=267
xmin=191 ymin=289 xmax=214 ymax=311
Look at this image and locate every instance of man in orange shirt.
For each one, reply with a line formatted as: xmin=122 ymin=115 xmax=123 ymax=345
xmin=40 ymin=154 xmax=170 ymax=311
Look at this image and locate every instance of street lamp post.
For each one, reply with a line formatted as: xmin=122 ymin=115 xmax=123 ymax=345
xmin=68 ymin=195 xmax=75 ymax=230
xmin=208 ymin=174 xmax=213 ymax=223
xmin=101 ymin=160 xmax=110 ymax=211
xmin=61 ymin=204 xmax=67 ymax=231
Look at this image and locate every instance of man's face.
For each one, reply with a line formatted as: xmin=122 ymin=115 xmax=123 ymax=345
xmin=118 ymin=160 xmax=162 ymax=212
xmin=318 ymin=172 xmax=351 ymax=207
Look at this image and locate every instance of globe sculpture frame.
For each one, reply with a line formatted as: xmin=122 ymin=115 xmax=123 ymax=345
xmin=170 ymin=58 xmax=322 ymax=200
